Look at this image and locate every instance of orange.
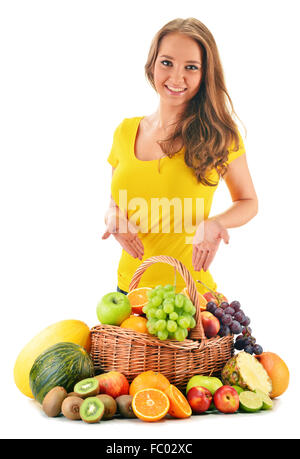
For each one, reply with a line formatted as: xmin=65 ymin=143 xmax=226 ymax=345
xmin=132 ymin=388 xmax=170 ymax=422
xmin=129 ymin=370 xmax=170 ymax=396
xmin=120 ymin=315 xmax=149 ymax=334
xmin=127 ymin=287 xmax=152 ymax=315
xmin=256 ymin=352 xmax=290 ymax=398
xmin=167 ymin=384 xmax=192 ymax=419
xmin=181 ymin=287 xmax=207 ymax=311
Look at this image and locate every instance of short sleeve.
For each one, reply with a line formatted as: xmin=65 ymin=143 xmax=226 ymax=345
xmin=107 ymin=120 xmax=124 ymax=168
xmin=226 ymin=130 xmax=246 ymax=165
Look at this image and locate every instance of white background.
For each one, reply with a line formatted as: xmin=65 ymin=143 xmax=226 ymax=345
xmin=1 ymin=0 xmax=299 ymax=440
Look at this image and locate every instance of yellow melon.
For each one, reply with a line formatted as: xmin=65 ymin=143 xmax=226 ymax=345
xmin=14 ymin=320 xmax=91 ymax=398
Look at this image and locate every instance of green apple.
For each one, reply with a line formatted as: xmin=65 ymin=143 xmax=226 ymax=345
xmin=186 ymin=375 xmax=223 ymax=396
xmin=232 ymin=385 xmax=244 ymax=395
xmin=97 ymin=292 xmax=131 ymax=325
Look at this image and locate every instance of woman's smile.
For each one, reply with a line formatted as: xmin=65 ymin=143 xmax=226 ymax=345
xmin=164 ymin=85 xmax=187 ymax=95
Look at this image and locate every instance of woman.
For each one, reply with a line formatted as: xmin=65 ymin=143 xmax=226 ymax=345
xmin=102 ymin=18 xmax=258 ymax=296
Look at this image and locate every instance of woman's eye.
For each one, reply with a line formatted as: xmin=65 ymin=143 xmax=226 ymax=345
xmin=160 ymin=60 xmax=198 ymax=70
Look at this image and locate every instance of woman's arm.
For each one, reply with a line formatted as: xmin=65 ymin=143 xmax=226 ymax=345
xmin=211 ymin=154 xmax=258 ymax=228
xmin=193 ymin=154 xmax=258 ymax=272
xmin=103 ymin=167 xmax=119 ymax=229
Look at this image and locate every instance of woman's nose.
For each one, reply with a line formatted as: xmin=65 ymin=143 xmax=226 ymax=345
xmin=169 ymin=67 xmax=185 ymax=85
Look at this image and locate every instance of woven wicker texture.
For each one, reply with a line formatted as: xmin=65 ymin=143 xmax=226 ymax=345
xmin=91 ymin=256 xmax=234 ymax=390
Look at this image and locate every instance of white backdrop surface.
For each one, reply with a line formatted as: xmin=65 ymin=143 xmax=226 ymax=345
xmin=1 ymin=0 xmax=299 ymax=439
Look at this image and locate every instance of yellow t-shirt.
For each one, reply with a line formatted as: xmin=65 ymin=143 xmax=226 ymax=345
xmin=107 ymin=116 xmax=245 ymax=294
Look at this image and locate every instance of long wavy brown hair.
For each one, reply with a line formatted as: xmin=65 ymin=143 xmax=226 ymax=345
xmin=145 ymin=18 xmax=243 ymax=186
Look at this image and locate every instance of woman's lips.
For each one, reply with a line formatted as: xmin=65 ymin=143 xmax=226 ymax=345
xmin=164 ymin=85 xmax=187 ymax=95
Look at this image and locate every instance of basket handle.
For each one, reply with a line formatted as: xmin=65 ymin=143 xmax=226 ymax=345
xmin=128 ymin=255 xmax=205 ymax=340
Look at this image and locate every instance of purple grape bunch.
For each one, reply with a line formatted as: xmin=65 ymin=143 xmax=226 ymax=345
xmin=206 ymin=300 xmax=263 ymax=355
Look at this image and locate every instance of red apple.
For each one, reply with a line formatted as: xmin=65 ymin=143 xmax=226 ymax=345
xmin=95 ymin=371 xmax=129 ymax=399
xmin=201 ymin=311 xmax=220 ymax=338
xmin=187 ymin=386 xmax=212 ymax=414
xmin=203 ymin=291 xmax=228 ymax=305
xmin=213 ymin=385 xmax=239 ymax=413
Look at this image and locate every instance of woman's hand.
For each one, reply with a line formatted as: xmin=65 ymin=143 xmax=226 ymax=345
xmin=102 ymin=206 xmax=144 ymax=261
xmin=192 ymin=218 xmax=229 ymax=272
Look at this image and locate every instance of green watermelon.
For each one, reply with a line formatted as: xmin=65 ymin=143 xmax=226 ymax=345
xmin=29 ymin=342 xmax=95 ymax=404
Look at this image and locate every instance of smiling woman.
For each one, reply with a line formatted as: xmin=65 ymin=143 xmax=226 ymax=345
xmin=144 ymin=19 xmax=242 ymax=183
xmin=102 ymin=17 xmax=258 ymax=296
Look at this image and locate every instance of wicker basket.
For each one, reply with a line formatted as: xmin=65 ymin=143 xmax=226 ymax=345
xmin=91 ymin=256 xmax=234 ymax=390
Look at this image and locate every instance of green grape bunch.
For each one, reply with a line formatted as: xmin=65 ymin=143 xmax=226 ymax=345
xmin=142 ymin=284 xmax=197 ymax=341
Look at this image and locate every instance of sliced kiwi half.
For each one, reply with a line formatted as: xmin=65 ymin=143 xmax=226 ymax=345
xmin=80 ymin=397 xmax=104 ymax=423
xmin=74 ymin=378 xmax=99 ymax=398
xmin=42 ymin=387 xmax=68 ymax=417
xmin=255 ymin=389 xmax=273 ymax=410
xmin=239 ymin=391 xmax=263 ymax=413
xmin=62 ymin=396 xmax=84 ymax=420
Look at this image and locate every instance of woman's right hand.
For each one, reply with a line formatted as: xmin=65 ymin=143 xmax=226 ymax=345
xmin=102 ymin=207 xmax=144 ymax=261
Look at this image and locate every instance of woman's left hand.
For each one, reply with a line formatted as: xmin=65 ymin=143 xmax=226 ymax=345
xmin=192 ymin=219 xmax=229 ymax=272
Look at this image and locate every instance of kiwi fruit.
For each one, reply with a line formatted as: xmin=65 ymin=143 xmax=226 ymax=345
xmin=61 ymin=396 xmax=84 ymax=420
xmin=74 ymin=378 xmax=99 ymax=398
xmin=80 ymin=397 xmax=105 ymax=423
xmin=67 ymin=392 xmax=81 ymax=398
xmin=96 ymin=394 xmax=117 ymax=420
xmin=42 ymin=387 xmax=68 ymax=417
xmin=115 ymin=395 xmax=136 ymax=418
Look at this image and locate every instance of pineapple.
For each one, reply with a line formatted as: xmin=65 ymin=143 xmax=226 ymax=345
xmin=222 ymin=351 xmax=273 ymax=394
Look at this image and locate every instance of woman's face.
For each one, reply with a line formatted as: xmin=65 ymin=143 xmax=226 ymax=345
xmin=153 ymin=32 xmax=203 ymax=106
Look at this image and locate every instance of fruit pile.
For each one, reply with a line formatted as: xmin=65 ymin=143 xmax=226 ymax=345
xmin=21 ymin=350 xmax=289 ymax=422
xmin=38 ymin=370 xmax=193 ymax=423
xmin=41 ymin=373 xmax=134 ymax=423
xmin=95 ymin=284 xmax=262 ymax=349
xmin=96 ymin=284 xmax=198 ymax=341
xmin=13 ymin=282 xmax=290 ymax=424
